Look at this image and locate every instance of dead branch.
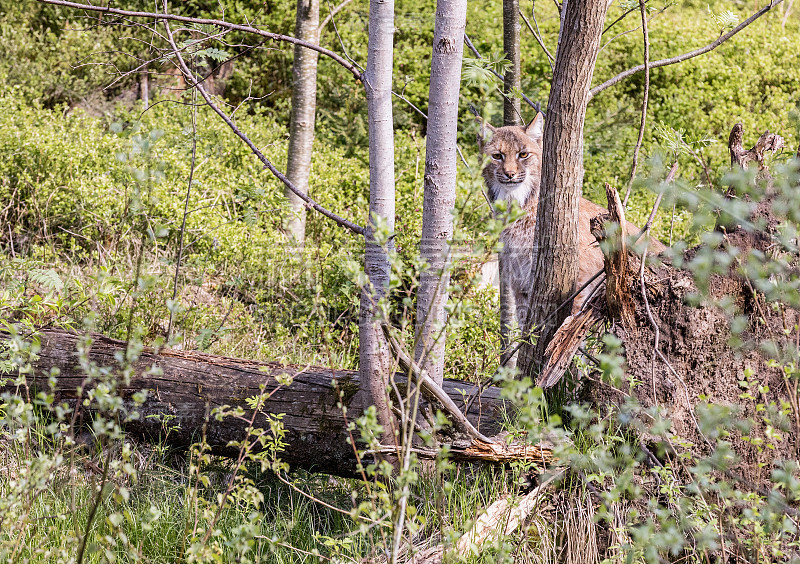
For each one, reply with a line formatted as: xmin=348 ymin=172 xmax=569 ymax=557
xmin=35 ymin=0 xmax=363 ymax=79
xmin=537 ymin=301 xmax=604 ymax=388
xmin=728 ymin=123 xmax=785 ymax=170
xmin=594 ymin=183 xmax=636 ymax=329
xmin=381 ymin=322 xmax=494 ymax=444
xmin=404 ymin=469 xmax=564 ymax=563
xmin=161 ymin=15 xmax=365 ymax=236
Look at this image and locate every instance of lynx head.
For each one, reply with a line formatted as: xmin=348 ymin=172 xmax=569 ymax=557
xmin=477 ymin=112 xmax=543 ymax=209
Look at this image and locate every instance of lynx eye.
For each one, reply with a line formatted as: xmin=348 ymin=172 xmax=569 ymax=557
xmin=518 ymin=151 xmax=530 ymax=159
xmin=491 ymin=153 xmax=504 ymax=161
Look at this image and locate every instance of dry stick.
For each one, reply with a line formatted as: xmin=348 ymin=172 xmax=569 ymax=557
xmin=161 ymin=24 xmax=364 ymax=236
xmin=380 ymin=322 xmax=494 ymax=444
xmin=590 ymin=0 xmax=785 ymax=98
xmin=319 ymin=0 xmax=354 ymax=31
xmin=622 ymin=0 xmax=650 ymax=208
xmin=455 ymin=468 xmax=565 ymax=552
xmin=518 ymin=9 xmax=553 ymax=70
xmin=639 ymin=241 xmax=660 ymax=407
xmin=166 ymin=78 xmax=198 ymax=343
xmin=35 ymin=0 xmax=363 ymax=80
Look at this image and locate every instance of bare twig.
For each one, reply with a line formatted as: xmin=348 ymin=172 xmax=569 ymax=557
xmin=518 ymin=9 xmax=554 ymax=70
xmin=380 ymin=322 xmax=494 ymax=444
xmin=166 ymin=73 xmax=198 ymax=342
xmin=639 ymin=241 xmax=660 ymax=407
xmin=623 ymin=0 xmax=650 ymax=208
xmin=590 ymin=0 xmax=785 ymax=98
xmin=162 ymin=21 xmax=365 ymax=236
xmin=602 ymin=0 xmax=650 ymax=35
xmin=35 ymin=0 xmax=363 ymax=80
xmin=320 ymin=0 xmax=355 ymax=31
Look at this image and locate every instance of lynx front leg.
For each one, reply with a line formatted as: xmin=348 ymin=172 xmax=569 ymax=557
xmin=499 ymin=254 xmax=518 ymax=368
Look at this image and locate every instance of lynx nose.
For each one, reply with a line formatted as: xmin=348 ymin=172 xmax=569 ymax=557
xmin=501 ymin=169 xmax=524 ymax=182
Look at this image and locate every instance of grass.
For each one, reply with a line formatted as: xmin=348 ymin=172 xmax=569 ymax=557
xmin=2 ymin=429 xmax=596 ymax=563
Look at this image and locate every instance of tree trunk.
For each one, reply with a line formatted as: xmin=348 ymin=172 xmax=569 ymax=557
xmin=361 ymin=0 xmax=397 ymax=442
xmin=284 ymin=0 xmax=320 ymax=246
xmin=499 ymin=0 xmax=523 ymax=369
xmin=502 ymin=0 xmax=522 ymax=126
xmin=414 ymin=0 xmax=468 ymax=386
xmin=140 ymin=63 xmax=149 ymax=109
xmin=0 ymin=329 xmax=509 ymax=478
xmin=518 ymin=0 xmax=608 ymax=377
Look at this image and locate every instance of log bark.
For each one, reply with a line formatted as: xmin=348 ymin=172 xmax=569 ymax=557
xmin=0 ymin=329 xmax=513 ymax=477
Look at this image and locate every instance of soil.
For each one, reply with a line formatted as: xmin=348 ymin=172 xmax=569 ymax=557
xmin=590 ymin=224 xmax=799 ymax=485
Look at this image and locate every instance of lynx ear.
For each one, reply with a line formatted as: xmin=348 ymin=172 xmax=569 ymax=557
xmin=475 ymin=117 xmax=495 ymax=151
xmin=525 ymin=112 xmax=544 ymax=142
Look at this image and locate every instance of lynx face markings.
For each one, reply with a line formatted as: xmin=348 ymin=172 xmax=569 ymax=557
xmin=479 ymin=113 xmax=544 ymax=210
xmin=479 ymin=113 xmax=642 ymax=328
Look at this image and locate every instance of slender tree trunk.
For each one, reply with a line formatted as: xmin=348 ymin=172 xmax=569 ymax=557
xmin=284 ymin=0 xmax=320 ymax=246
xmin=499 ymin=0 xmax=523 ymax=369
xmin=361 ymin=0 xmax=397 ymax=442
xmin=140 ymin=63 xmax=149 ymax=109
xmin=414 ymin=0 xmax=468 ymax=386
xmin=518 ymin=0 xmax=608 ymax=376
xmin=502 ymin=0 xmax=522 ymax=126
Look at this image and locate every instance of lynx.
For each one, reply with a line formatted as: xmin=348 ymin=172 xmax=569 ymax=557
xmin=479 ymin=112 xmax=658 ymax=329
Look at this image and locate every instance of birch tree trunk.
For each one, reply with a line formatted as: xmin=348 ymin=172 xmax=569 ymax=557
xmin=284 ymin=0 xmax=320 ymax=246
xmin=413 ymin=0 xmax=468 ymax=386
xmin=361 ymin=0 xmax=397 ymax=441
xmin=518 ymin=0 xmax=608 ymax=375
xmin=499 ymin=0 xmax=523 ymax=369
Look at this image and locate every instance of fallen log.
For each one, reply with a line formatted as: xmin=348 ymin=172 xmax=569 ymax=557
xmin=0 ymin=328 xmax=543 ymax=477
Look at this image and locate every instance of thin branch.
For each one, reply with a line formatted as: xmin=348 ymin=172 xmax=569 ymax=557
xmin=597 ymin=3 xmax=669 ymax=57
xmin=602 ymin=0 xmax=650 ymax=35
xmin=162 ymin=16 xmax=365 ymax=236
xmin=623 ymin=0 xmax=650 ymax=207
xmin=380 ymin=322 xmax=494 ymax=444
xmin=518 ymin=9 xmax=554 ymax=71
xmin=166 ymin=74 xmax=198 ymax=342
xmin=463 ymin=33 xmax=543 ymax=113
xmin=35 ymin=0 xmax=363 ymax=80
xmin=590 ymin=0 xmax=785 ymax=99
xmin=320 ymin=0 xmax=355 ymax=31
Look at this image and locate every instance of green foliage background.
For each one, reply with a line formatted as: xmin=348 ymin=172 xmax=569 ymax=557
xmin=2 ymin=1 xmax=800 ymax=562
xmin=2 ymin=0 xmax=800 ymax=377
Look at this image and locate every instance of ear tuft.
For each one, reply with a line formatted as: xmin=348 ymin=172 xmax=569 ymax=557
xmin=475 ymin=117 xmax=495 ymax=150
xmin=525 ymin=112 xmax=543 ymax=142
